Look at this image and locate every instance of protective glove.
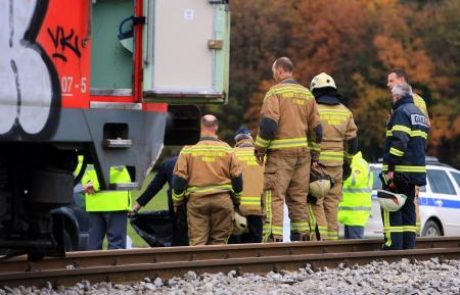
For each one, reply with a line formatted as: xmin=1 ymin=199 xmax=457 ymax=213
xmin=342 ymin=164 xmax=352 ymax=181
xmin=231 ymin=192 xmax=241 ymax=209
xmin=254 ymin=148 xmax=266 ymax=166
xmin=307 ymin=194 xmax=317 ymax=204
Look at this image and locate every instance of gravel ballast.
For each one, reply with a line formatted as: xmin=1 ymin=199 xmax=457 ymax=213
xmin=2 ymin=257 xmax=460 ymax=294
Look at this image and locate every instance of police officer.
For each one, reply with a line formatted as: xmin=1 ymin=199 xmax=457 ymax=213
xmin=310 ymin=72 xmax=358 ymax=240
xmin=229 ymin=127 xmax=264 ymax=243
xmin=338 ymin=151 xmax=373 ymax=239
xmin=172 ymin=115 xmax=243 ymax=246
xmin=387 ymin=69 xmax=429 ymax=235
xmin=387 ymin=69 xmax=430 ymax=121
xmin=382 ymin=82 xmax=429 ymax=250
xmin=254 ymin=57 xmax=322 ymax=242
xmin=82 ymin=165 xmax=131 ymax=250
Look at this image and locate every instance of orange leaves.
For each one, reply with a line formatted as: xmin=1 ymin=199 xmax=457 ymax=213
xmin=229 ymin=0 xmax=460 ymax=164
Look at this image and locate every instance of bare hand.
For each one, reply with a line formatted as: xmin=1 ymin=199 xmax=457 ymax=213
xmin=83 ymin=182 xmax=96 ymax=194
xmin=386 ymin=171 xmax=395 ymax=180
xmin=131 ymin=202 xmax=141 ymax=214
xmin=312 ymin=160 xmax=319 ymax=169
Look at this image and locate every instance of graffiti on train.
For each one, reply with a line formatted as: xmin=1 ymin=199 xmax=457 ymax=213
xmin=0 ymin=0 xmax=61 ymax=139
xmin=47 ymin=26 xmax=82 ymax=62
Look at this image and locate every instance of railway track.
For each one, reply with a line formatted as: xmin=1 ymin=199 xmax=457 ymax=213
xmin=1 ymin=236 xmax=460 ymax=288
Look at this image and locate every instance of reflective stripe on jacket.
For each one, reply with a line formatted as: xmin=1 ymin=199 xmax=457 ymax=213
xmin=234 ymin=140 xmax=263 ymax=216
xmin=173 ymin=137 xmax=242 ymax=201
xmin=317 ymin=102 xmax=357 ymax=167
xmin=338 ymin=152 xmax=373 ymax=226
xmin=82 ymin=165 xmax=132 ymax=212
xmin=255 ymin=80 xmax=321 ymax=155
xmin=383 ymin=95 xmax=429 ymax=186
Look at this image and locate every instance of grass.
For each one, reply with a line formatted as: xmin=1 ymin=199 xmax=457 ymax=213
xmin=127 ymin=172 xmax=169 ymax=248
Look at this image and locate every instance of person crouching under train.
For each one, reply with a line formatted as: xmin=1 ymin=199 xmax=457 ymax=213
xmin=379 ymin=82 xmax=429 ymax=250
xmin=309 ymin=73 xmax=358 ymax=240
xmin=172 ymin=115 xmax=243 ymax=246
xmin=228 ymin=127 xmax=264 ymax=244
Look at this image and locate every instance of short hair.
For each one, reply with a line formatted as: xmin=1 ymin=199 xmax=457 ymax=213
xmin=273 ymin=57 xmax=294 ymax=72
xmin=201 ymin=114 xmax=218 ymax=129
xmin=390 ymin=69 xmax=409 ymax=83
xmin=391 ymin=82 xmax=412 ymax=97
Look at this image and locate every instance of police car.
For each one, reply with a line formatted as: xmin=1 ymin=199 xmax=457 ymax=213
xmin=366 ymin=157 xmax=460 ymax=237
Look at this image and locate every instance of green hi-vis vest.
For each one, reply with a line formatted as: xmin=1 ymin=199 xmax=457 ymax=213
xmin=82 ymin=165 xmax=132 ymax=212
xmin=338 ymin=152 xmax=373 ymax=226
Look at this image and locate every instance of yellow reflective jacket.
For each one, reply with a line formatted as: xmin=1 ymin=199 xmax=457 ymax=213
xmin=82 ymin=165 xmax=132 ymax=212
xmin=338 ymin=152 xmax=373 ymax=226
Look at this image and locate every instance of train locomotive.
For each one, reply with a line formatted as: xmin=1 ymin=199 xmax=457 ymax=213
xmin=0 ymin=0 xmax=230 ymax=259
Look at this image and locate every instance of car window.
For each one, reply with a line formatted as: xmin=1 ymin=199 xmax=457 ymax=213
xmin=371 ymin=167 xmax=382 ymax=190
xmin=427 ymin=169 xmax=456 ymax=195
xmin=449 ymin=171 xmax=460 ymax=191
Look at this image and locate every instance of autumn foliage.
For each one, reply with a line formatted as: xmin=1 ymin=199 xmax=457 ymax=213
xmin=225 ymin=0 xmax=460 ymax=166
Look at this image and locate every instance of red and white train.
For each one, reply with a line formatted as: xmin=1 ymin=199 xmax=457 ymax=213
xmin=0 ymin=0 xmax=230 ymax=259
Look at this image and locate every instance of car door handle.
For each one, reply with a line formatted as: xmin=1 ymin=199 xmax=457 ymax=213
xmin=434 ymin=199 xmax=443 ymax=206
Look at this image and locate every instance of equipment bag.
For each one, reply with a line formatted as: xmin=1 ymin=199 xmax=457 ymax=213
xmin=130 ymin=211 xmax=173 ymax=247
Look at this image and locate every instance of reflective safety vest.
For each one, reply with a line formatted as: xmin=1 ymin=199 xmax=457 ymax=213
xmin=82 ymin=165 xmax=132 ymax=212
xmin=338 ymin=152 xmax=373 ymax=226
xmin=234 ymin=141 xmax=264 ymax=216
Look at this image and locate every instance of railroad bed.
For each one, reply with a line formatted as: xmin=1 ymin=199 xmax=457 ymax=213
xmin=1 ymin=237 xmax=460 ymax=289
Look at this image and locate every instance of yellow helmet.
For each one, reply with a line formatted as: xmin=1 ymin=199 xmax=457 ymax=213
xmin=233 ymin=210 xmax=249 ymax=235
xmin=310 ymin=72 xmax=336 ymax=91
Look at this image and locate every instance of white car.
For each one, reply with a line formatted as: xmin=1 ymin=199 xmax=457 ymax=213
xmin=366 ymin=158 xmax=460 ymax=237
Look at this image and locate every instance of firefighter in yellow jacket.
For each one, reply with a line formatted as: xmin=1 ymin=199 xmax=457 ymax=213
xmin=229 ymin=127 xmax=264 ymax=243
xmin=82 ymin=165 xmax=132 ymax=250
xmin=255 ymin=57 xmax=322 ymax=242
xmin=310 ymin=72 xmax=358 ymax=240
xmin=173 ymin=115 xmax=243 ymax=246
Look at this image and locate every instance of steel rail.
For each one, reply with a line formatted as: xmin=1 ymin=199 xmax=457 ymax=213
xmin=1 ymin=237 xmax=460 ymax=288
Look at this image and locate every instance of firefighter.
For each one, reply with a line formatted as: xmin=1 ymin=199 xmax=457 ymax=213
xmin=82 ymin=165 xmax=131 ymax=250
xmin=229 ymin=127 xmax=264 ymax=243
xmin=381 ymin=82 xmax=429 ymax=250
xmin=310 ymin=72 xmax=358 ymax=240
xmin=172 ymin=114 xmax=243 ymax=246
xmin=387 ymin=69 xmax=429 ymax=235
xmin=338 ymin=151 xmax=373 ymax=239
xmin=254 ymin=57 xmax=322 ymax=242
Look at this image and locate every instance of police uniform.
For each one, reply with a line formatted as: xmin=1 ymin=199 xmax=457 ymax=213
xmin=255 ymin=79 xmax=322 ymax=242
xmin=382 ymin=94 xmax=429 ymax=250
xmin=231 ymin=138 xmax=264 ymax=243
xmin=338 ymin=152 xmax=373 ymax=239
xmin=173 ymin=136 xmax=243 ymax=246
xmin=82 ymin=166 xmax=131 ymax=250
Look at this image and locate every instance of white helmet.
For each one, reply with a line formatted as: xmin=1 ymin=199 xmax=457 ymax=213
xmin=310 ymin=72 xmax=337 ymax=91
xmin=309 ymin=168 xmax=333 ymax=200
xmin=233 ymin=210 xmax=249 ymax=235
xmin=377 ymin=190 xmax=407 ymax=212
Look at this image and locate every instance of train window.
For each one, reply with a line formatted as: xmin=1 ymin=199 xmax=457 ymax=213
xmin=427 ymin=170 xmax=456 ymax=195
xmin=90 ymin=0 xmax=133 ymax=92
